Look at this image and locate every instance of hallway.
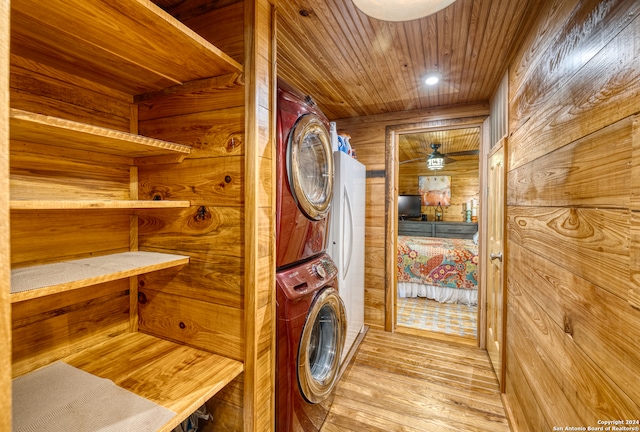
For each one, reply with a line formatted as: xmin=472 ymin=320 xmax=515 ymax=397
xmin=322 ymin=329 xmax=509 ymax=431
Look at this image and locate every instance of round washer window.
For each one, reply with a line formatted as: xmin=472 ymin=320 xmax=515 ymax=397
xmin=288 ymin=114 xmax=334 ymax=220
xmin=298 ymin=288 xmax=346 ymax=404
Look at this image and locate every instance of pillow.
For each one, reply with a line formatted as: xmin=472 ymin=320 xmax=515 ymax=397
xmin=473 ymin=231 xmax=479 ymax=245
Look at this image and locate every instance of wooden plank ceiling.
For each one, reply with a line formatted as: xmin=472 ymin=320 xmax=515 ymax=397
xmin=155 ymin=0 xmax=537 ymax=158
xmin=399 ymin=127 xmax=480 ymax=165
xmin=275 ymin=0 xmax=535 ymax=122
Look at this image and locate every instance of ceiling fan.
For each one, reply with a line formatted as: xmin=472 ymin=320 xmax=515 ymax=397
xmin=399 ymin=143 xmax=479 ymax=166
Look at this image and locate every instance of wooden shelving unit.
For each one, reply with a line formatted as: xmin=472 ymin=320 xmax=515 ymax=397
xmin=10 ymin=109 xmax=192 ymax=161
xmin=15 ymin=332 xmax=243 ymax=432
xmin=10 ymin=0 xmax=243 ymax=94
xmin=11 ymin=251 xmax=190 ymax=303
xmin=7 ymin=0 xmax=246 ymax=429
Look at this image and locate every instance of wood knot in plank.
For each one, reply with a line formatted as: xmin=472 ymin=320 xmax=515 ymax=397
xmin=563 ymin=314 xmax=574 ymax=337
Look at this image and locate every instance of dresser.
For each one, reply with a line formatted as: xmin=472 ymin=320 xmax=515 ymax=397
xmin=398 ymin=220 xmax=478 ymax=239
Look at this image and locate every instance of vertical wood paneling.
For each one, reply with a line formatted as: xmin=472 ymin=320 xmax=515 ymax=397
xmin=0 ymin=1 xmax=11 ymax=426
xmin=504 ymin=0 xmax=640 ymax=427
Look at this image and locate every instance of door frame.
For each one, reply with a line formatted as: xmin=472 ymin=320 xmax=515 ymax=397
xmin=383 ymin=115 xmax=488 ymax=347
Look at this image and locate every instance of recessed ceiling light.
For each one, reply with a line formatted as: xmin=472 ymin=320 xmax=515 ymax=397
xmin=424 ymin=72 xmax=442 ymax=86
xmin=352 ymin=0 xmax=457 ymax=22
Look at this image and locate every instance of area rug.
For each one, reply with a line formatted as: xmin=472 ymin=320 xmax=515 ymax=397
xmin=397 ymin=297 xmax=477 ymax=338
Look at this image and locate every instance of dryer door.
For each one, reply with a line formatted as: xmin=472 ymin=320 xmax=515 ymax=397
xmin=298 ymin=287 xmax=346 ymax=404
xmin=288 ymin=114 xmax=334 ymax=220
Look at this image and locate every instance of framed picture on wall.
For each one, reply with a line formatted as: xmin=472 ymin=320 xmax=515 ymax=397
xmin=419 ymin=175 xmax=451 ymax=206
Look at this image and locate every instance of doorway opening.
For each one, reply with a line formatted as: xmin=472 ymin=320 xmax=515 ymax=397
xmin=384 ymin=118 xmax=487 ymax=346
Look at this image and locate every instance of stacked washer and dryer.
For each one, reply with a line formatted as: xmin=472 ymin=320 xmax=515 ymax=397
xmin=275 ymin=81 xmax=346 ymax=432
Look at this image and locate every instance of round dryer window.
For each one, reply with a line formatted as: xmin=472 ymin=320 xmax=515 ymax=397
xmin=288 ymin=114 xmax=334 ymax=220
xmin=297 ymin=287 xmax=346 ymax=404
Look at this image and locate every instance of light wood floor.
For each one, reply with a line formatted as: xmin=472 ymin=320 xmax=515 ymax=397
xmin=396 ymin=297 xmax=478 ymax=339
xmin=322 ymin=329 xmax=510 ymax=432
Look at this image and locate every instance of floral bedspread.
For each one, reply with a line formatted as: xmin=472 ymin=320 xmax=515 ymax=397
xmin=397 ymin=236 xmax=478 ymax=290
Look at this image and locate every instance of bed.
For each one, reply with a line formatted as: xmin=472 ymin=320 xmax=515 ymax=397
xmin=397 ymin=235 xmax=478 ymax=305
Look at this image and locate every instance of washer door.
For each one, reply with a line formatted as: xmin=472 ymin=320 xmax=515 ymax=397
xmin=298 ymin=287 xmax=346 ymax=404
xmin=288 ymin=113 xmax=334 ymax=220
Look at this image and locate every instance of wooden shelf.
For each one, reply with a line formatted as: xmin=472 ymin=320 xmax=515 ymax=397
xmin=10 ymin=200 xmax=191 ymax=210
xmin=11 ymin=252 xmax=189 ymax=303
xmin=10 ymin=109 xmax=192 ymax=160
xmin=10 ymin=0 xmax=243 ymax=94
xmin=15 ymin=332 xmax=243 ymax=432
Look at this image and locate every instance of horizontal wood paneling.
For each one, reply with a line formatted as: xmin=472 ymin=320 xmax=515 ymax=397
xmin=505 ymin=316 xmax=583 ymax=427
xmin=510 ymin=240 xmax=640 ymax=405
xmin=10 ymin=55 xmax=131 ymax=131
xmin=504 ymin=0 xmax=640 ymax=427
xmin=138 ymin=288 xmax=244 ymax=361
xmin=138 ymin=256 xmax=243 ymax=309
xmin=508 ymin=206 xmax=629 ymax=299
xmin=203 ymin=374 xmax=244 ymax=431
xmin=11 ymin=211 xmax=130 ymax=267
xmin=10 ymin=147 xmax=131 ymax=201
xmin=509 ymin=0 xmax=639 ymax=133
xmin=508 ymin=117 xmax=632 ymax=209
xmin=12 ymin=280 xmax=130 ymax=377
xmin=139 ymin=106 xmax=245 ymax=159
xmin=632 ymin=211 xmax=640 ymax=310
xmin=181 ymin=1 xmax=245 ymax=65
xmin=138 ymin=207 xmax=243 ymax=258
xmin=508 ymin=4 xmax=640 ymax=171
xmin=138 ymin=157 xmax=243 ymax=206
xmin=508 ymin=269 xmax=640 ymax=422
xmin=503 ymin=347 xmax=550 ymax=432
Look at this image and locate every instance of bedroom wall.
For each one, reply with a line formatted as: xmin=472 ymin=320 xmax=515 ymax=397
xmin=502 ymin=0 xmax=640 ymax=428
xmin=398 ymin=159 xmax=479 ymax=223
xmin=336 ymin=103 xmax=488 ymax=329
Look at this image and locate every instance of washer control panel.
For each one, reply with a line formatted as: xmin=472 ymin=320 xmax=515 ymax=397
xmin=276 ymin=253 xmax=338 ymax=299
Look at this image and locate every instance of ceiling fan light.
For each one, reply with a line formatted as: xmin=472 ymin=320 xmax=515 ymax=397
xmin=352 ymin=0 xmax=457 ymax=22
xmin=427 ymin=142 xmax=445 ymax=170
xmin=427 ymin=155 xmax=445 ymax=170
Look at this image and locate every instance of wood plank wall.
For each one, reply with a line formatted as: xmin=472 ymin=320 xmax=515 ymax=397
xmin=142 ymin=1 xmax=276 ymax=430
xmin=9 ymin=57 xmax=135 ymax=376
xmin=503 ymin=0 xmax=640 ymax=428
xmin=336 ymin=103 xmax=489 ymax=329
xmin=0 ymin=1 xmax=10 ymax=428
xmin=399 ymin=159 xmax=479 ymax=222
